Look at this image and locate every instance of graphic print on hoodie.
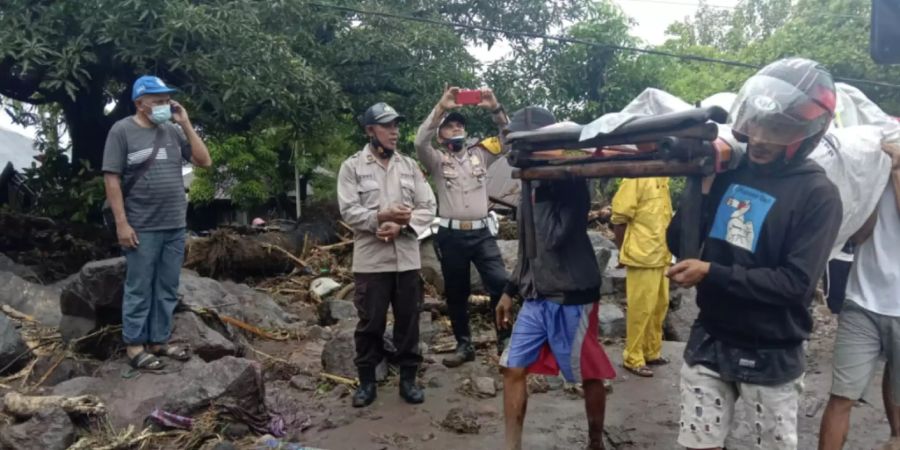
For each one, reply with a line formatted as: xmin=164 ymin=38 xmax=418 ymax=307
xmin=709 ymin=184 xmax=776 ymax=252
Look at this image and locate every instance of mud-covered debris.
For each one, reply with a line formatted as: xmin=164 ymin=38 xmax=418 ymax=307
xmin=440 ymin=407 xmax=481 ymax=434
xmin=527 ymin=375 xmax=550 ymax=394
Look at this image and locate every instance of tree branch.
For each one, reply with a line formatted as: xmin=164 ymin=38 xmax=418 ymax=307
xmin=0 ymin=58 xmax=45 ymax=102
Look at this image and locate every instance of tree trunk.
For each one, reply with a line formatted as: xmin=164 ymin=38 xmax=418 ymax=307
xmin=61 ymin=85 xmax=126 ymax=172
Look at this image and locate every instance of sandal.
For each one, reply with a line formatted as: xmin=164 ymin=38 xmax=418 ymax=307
xmin=129 ymin=351 xmax=166 ymax=371
xmin=646 ymin=357 xmax=670 ymax=366
xmin=150 ymin=345 xmax=191 ymax=361
xmin=624 ymin=365 xmax=654 ymax=378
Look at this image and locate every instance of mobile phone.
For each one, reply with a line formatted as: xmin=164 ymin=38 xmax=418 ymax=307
xmin=170 ymin=104 xmax=180 ymax=113
xmin=455 ymin=89 xmax=482 ymax=105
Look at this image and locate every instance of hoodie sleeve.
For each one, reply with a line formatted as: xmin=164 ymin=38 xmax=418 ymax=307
xmin=703 ymin=182 xmax=842 ymax=307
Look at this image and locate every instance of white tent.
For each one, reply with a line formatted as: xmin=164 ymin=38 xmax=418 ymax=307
xmin=0 ymin=127 xmax=38 ymax=171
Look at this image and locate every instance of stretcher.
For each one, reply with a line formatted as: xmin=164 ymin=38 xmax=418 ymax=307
xmin=505 ymin=106 xmax=737 ymax=260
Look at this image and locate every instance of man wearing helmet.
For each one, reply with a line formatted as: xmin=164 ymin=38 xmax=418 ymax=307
xmin=414 ymin=86 xmax=511 ymax=367
xmin=666 ymin=58 xmax=843 ymax=449
xmin=337 ymin=102 xmax=437 ymax=408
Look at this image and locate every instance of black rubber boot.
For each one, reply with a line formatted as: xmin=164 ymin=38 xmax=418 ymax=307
xmin=398 ymin=366 xmax=424 ymax=404
xmin=441 ymin=338 xmax=476 ymax=368
xmin=352 ymin=367 xmax=377 ymax=408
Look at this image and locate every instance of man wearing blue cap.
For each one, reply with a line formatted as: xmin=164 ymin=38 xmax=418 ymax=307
xmin=102 ymin=75 xmax=212 ymax=371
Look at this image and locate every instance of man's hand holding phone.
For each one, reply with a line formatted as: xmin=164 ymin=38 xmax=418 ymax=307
xmin=170 ymin=100 xmax=190 ymax=126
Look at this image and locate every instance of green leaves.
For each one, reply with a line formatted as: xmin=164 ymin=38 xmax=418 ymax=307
xmin=656 ymin=0 xmax=900 ymax=112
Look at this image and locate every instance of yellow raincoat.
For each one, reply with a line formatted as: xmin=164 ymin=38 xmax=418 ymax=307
xmin=611 ymin=177 xmax=673 ymax=268
xmin=611 ymin=177 xmax=673 ymax=369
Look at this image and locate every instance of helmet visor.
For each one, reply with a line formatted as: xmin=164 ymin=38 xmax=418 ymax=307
xmin=730 ymin=75 xmax=832 ymax=146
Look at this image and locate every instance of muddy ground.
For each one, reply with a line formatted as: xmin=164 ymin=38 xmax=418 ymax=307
xmin=255 ymin=303 xmax=888 ymax=450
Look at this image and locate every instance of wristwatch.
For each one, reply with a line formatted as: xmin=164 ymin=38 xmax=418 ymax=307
xmin=491 ymin=104 xmax=505 ymax=115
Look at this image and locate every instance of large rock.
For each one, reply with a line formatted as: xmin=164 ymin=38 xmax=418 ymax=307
xmin=601 ymin=255 xmax=626 ymax=298
xmin=317 ymin=299 xmax=357 ymax=326
xmin=58 ymin=259 xmax=298 ymax=350
xmin=419 ymin=314 xmax=436 ymax=345
xmin=473 ymin=377 xmax=497 ymax=397
xmin=30 ymin=355 xmax=100 ymax=387
xmin=58 ymin=257 xmax=127 ymax=342
xmin=664 ymin=287 xmax=698 ymax=342
xmin=0 ymin=407 xmax=75 ymax=450
xmin=469 ymin=239 xmax=520 ymax=294
xmin=0 ymin=314 xmax=29 ymax=374
xmin=182 ymin=274 xmax=300 ymax=330
xmin=52 ymin=356 xmax=265 ymax=428
xmin=288 ymin=339 xmax=327 ymax=375
xmin=421 ymin=237 xmax=519 ymax=296
xmin=170 ymin=311 xmax=238 ymax=362
xmin=321 ymin=327 xmax=387 ymax=381
xmin=597 ymin=303 xmax=626 ymax=339
xmin=0 ymin=253 xmax=40 ymax=283
xmin=588 ymin=231 xmax=617 ymax=275
xmin=0 ymin=271 xmax=64 ymax=327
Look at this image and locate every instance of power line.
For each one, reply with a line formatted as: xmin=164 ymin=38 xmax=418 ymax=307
xmin=307 ymin=1 xmax=900 ymax=90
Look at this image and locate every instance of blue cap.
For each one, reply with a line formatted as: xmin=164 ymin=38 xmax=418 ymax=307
xmin=132 ymin=75 xmax=178 ymax=101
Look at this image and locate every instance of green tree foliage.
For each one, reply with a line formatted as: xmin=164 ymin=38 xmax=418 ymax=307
xmin=484 ymin=1 xmax=658 ymax=123
xmin=5 ymin=0 xmax=900 ymax=217
xmin=0 ymin=0 xmax=346 ymax=170
xmin=1 ymin=0 xmax=592 ymax=213
xmin=655 ymin=0 xmax=900 ymax=112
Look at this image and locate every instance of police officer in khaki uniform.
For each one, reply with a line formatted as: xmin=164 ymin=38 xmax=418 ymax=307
xmin=338 ymin=102 xmax=437 ymax=407
xmin=414 ymin=86 xmax=510 ymax=367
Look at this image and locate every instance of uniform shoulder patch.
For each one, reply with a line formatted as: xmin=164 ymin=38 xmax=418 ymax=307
xmin=478 ymin=136 xmax=502 ymax=155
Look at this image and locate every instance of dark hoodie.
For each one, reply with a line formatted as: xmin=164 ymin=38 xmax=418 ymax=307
xmin=504 ymin=178 xmax=601 ymax=305
xmin=668 ymin=158 xmax=841 ymax=382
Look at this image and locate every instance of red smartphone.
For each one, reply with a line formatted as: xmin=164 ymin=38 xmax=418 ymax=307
xmin=455 ymin=89 xmax=482 ymax=105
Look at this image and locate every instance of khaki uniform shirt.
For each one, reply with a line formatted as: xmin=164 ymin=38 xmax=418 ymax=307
xmin=414 ymin=108 xmax=508 ymax=221
xmin=337 ymin=145 xmax=436 ymax=273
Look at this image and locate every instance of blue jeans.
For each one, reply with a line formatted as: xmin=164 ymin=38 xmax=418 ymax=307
xmin=122 ymin=228 xmax=185 ymax=345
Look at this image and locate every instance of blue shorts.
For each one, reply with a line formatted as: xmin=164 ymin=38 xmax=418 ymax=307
xmin=500 ymin=299 xmax=615 ymax=383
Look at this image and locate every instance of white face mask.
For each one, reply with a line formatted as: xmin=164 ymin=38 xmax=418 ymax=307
xmin=149 ymin=104 xmax=172 ymax=124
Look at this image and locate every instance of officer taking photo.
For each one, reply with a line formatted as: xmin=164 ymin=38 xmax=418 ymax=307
xmin=414 ymin=86 xmax=511 ymax=368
